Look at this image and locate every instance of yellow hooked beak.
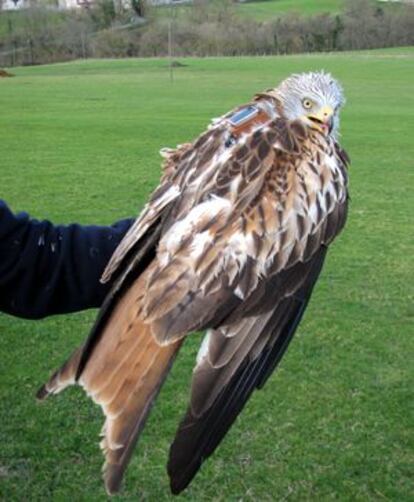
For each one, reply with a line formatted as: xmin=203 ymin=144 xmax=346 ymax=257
xmin=307 ymin=105 xmax=334 ymax=135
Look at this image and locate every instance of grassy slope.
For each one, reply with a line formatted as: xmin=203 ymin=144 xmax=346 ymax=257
xmin=0 ymin=1 xmax=402 ymax=40
xmin=0 ymin=50 xmax=413 ymax=500
xmin=162 ymin=0 xmax=392 ymax=22
xmin=236 ymin=0 xmax=345 ymax=20
xmin=154 ymin=0 xmax=343 ymax=22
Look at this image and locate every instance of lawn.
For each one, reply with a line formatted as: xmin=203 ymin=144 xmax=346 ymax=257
xmin=0 ymin=49 xmax=413 ymax=500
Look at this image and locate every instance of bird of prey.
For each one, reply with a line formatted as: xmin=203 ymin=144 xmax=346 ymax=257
xmin=37 ymin=71 xmax=350 ymax=495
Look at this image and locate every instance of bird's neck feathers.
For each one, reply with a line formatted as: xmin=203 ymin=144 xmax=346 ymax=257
xmin=254 ymin=89 xmax=284 ymax=119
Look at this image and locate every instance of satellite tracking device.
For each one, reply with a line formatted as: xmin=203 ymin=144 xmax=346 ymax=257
xmin=226 ymin=105 xmax=271 ymax=147
xmin=228 ymin=106 xmax=259 ymax=128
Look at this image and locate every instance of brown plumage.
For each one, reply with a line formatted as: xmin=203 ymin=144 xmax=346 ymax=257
xmin=37 ymin=71 xmax=350 ymax=495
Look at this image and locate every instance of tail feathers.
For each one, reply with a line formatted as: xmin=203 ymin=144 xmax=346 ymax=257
xmin=101 ymin=352 xmax=176 ymax=494
xmin=93 ymin=334 xmax=182 ymax=495
xmin=36 ymin=346 xmax=83 ymax=400
xmin=38 ymin=266 xmax=183 ymax=495
xmin=38 ymin=322 xmax=181 ymax=495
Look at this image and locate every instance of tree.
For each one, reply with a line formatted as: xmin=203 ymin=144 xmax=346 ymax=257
xmin=131 ymin=0 xmax=147 ymax=18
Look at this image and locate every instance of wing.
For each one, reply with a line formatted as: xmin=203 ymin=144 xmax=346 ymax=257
xmin=140 ymin=118 xmax=314 ymax=344
xmin=102 ymin=97 xmax=281 ymax=284
xmin=167 ymin=135 xmax=350 ymax=493
xmin=168 ymin=248 xmax=328 ymax=494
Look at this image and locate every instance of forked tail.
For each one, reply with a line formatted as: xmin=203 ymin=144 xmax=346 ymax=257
xmin=36 ymin=274 xmax=182 ymax=494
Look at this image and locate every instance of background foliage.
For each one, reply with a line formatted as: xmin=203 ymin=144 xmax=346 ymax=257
xmin=1 ymin=0 xmax=414 ymax=65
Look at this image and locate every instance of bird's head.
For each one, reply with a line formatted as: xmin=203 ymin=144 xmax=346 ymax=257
xmin=275 ymin=71 xmax=345 ymax=140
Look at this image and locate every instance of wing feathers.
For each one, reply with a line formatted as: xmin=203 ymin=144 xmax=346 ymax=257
xmin=191 ymin=311 xmax=274 ymax=416
xmin=101 ymin=183 xmax=180 ymax=283
xmin=168 ymin=248 xmax=328 ymax=494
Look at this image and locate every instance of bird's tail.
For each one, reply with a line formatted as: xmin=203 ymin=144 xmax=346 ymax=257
xmin=36 ymin=345 xmax=84 ymax=400
xmin=36 ymin=273 xmax=183 ymax=494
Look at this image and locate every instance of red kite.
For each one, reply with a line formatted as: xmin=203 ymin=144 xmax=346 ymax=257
xmin=38 ymin=71 xmax=350 ymax=495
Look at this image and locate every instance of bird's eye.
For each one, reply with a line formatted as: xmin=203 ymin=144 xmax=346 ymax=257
xmin=302 ymin=99 xmax=313 ymax=110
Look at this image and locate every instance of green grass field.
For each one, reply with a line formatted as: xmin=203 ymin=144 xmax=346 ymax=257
xmin=1 ymin=48 xmax=413 ymax=500
xmin=156 ymin=0 xmax=395 ymax=22
xmin=155 ymin=0 xmax=344 ymax=21
xmin=236 ymin=0 xmax=345 ymax=20
xmin=151 ymin=0 xmax=400 ymax=25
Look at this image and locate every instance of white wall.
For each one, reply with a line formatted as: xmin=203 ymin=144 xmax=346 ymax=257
xmin=2 ymin=0 xmax=28 ymax=10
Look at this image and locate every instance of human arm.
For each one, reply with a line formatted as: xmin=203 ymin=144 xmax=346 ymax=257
xmin=0 ymin=200 xmax=133 ymax=319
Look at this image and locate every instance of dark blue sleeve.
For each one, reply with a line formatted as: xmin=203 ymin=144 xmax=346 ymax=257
xmin=0 ymin=200 xmax=134 ymax=319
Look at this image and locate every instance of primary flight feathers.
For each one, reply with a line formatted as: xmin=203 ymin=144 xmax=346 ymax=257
xmin=37 ymin=71 xmax=350 ymax=495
